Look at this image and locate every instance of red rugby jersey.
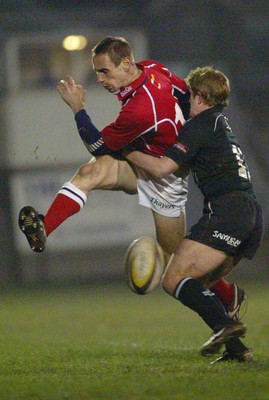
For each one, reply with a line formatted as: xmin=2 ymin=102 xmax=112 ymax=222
xmin=101 ymin=60 xmax=189 ymax=157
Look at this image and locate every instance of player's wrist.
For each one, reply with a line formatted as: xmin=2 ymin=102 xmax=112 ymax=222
xmin=71 ymin=104 xmax=85 ymax=114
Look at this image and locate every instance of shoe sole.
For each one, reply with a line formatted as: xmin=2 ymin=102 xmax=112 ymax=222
xmin=210 ymin=349 xmax=253 ymax=365
xmin=19 ymin=206 xmax=46 ymax=252
xmin=227 ymin=285 xmax=246 ymax=320
xmin=201 ymin=323 xmax=247 ymax=357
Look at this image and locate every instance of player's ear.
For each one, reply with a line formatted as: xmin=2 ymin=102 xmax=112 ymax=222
xmin=122 ymin=56 xmax=132 ymax=71
xmin=196 ymin=91 xmax=204 ymax=105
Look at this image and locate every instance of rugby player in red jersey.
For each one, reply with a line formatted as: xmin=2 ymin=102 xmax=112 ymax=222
xmin=19 ymin=37 xmax=244 ymax=321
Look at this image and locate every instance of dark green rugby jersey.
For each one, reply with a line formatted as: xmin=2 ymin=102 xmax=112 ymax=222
xmin=166 ymin=105 xmax=253 ymax=202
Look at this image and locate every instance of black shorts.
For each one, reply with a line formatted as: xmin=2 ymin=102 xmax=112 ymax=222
xmin=186 ymin=191 xmax=263 ymax=259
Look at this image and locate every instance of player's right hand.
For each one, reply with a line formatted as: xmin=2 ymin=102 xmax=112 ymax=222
xmin=57 ymin=75 xmax=86 ymax=114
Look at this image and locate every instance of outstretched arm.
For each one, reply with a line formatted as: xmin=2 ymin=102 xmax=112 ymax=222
xmin=124 ymin=150 xmax=179 ymax=179
xmin=57 ymin=76 xmax=113 ymax=156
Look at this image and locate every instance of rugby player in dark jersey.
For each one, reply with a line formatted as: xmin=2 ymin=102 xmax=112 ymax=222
xmin=125 ymin=66 xmax=263 ymax=363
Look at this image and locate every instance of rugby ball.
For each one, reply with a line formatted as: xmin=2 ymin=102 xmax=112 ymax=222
xmin=124 ymin=236 xmax=165 ymax=295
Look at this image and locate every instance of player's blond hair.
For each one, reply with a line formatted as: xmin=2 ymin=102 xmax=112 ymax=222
xmin=92 ymin=36 xmax=135 ymax=67
xmin=186 ymin=66 xmax=230 ymax=107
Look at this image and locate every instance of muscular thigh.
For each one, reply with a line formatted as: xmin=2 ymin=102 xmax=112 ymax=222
xmin=70 ymin=155 xmax=137 ymax=195
xmin=114 ymin=159 xmax=137 ymax=194
xmin=153 ymin=211 xmax=186 ymax=263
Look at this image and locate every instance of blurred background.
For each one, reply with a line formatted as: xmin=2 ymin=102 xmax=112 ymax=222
xmin=0 ymin=0 xmax=268 ymax=287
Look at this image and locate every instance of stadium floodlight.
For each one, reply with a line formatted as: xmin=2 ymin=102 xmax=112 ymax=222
xmin=62 ymin=35 xmax=88 ymax=51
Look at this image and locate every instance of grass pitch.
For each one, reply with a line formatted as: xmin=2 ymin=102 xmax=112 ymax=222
xmin=0 ymin=281 xmax=268 ymax=400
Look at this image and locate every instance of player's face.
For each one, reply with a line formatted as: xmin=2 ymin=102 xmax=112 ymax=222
xmin=93 ymin=53 xmax=131 ymax=93
xmin=189 ymin=89 xmax=202 ymax=117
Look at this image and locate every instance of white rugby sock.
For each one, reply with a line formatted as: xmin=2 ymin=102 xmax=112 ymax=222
xmin=58 ymin=181 xmax=87 ymax=210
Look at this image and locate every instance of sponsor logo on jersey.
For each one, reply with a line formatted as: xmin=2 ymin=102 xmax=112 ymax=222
xmin=150 ymin=197 xmax=175 ymax=209
xmin=173 ymin=142 xmax=189 ymax=154
xmin=212 ymin=231 xmax=241 ymax=247
xmin=119 ymin=85 xmax=132 ymax=97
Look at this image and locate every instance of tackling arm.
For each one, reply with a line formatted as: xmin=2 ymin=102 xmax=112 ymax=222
xmin=124 ymin=150 xmax=179 ymax=179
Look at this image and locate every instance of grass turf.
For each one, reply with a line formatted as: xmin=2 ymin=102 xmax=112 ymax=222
xmin=0 ymin=281 xmax=268 ymax=400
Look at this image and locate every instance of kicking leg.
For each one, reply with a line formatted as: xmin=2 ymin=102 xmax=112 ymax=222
xmin=19 ymin=155 xmax=137 ymax=251
xmin=44 ymin=156 xmax=137 ymax=236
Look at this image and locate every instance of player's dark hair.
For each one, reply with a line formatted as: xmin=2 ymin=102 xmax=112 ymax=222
xmin=92 ymin=36 xmax=135 ymax=67
xmin=186 ymin=66 xmax=230 ymax=107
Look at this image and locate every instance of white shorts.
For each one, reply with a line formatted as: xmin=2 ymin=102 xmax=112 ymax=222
xmin=136 ymin=169 xmax=188 ymax=217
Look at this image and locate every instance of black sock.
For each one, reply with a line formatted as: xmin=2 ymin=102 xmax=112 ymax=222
xmin=174 ymin=277 xmax=234 ymax=331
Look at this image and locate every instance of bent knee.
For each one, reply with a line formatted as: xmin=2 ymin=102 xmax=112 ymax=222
xmin=161 ymin=268 xmax=180 ymax=295
xmin=77 ymin=161 xmax=101 ymax=180
xmin=73 ymin=157 xmax=119 ymax=190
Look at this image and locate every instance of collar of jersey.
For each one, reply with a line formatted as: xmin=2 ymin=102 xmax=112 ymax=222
xmin=117 ymin=66 xmax=147 ymax=101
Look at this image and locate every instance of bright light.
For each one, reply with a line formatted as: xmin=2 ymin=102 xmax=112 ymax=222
xmin=62 ymin=35 xmax=88 ymax=51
